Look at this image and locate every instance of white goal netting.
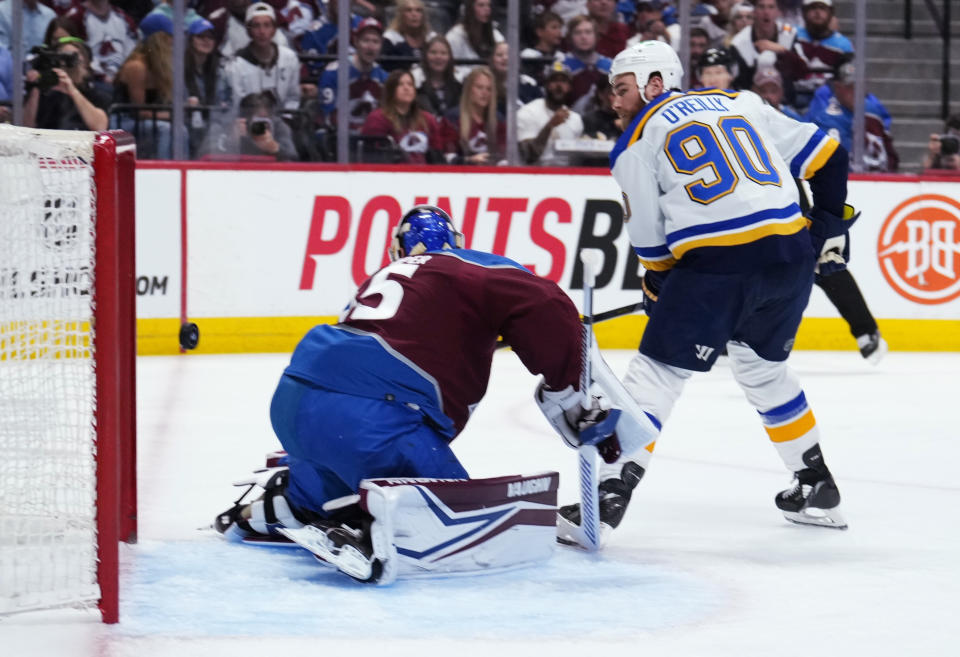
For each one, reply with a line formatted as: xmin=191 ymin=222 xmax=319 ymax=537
xmin=0 ymin=126 xmax=100 ymax=614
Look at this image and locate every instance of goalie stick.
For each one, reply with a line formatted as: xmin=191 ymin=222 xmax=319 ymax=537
xmin=564 ymin=248 xmax=605 ymax=551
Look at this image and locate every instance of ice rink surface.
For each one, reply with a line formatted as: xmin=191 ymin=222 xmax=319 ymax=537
xmin=2 ymin=348 xmax=958 ymax=657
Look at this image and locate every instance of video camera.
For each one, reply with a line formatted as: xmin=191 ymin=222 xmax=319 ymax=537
xmin=939 ymin=134 xmax=960 ymax=157
xmin=28 ymin=46 xmax=80 ymax=93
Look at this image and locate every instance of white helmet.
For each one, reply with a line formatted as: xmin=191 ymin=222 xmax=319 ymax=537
xmin=609 ymin=40 xmax=684 ymax=102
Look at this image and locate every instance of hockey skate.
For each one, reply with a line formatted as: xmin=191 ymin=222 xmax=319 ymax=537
xmin=775 ymin=455 xmax=847 ymax=530
xmin=856 ymin=331 xmax=888 ymax=365
xmin=278 ymin=522 xmax=382 ymax=583
xmin=557 ymin=462 xmax=644 ymax=548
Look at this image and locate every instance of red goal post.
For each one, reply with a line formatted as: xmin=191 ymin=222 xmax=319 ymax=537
xmin=0 ymin=126 xmax=137 ymax=623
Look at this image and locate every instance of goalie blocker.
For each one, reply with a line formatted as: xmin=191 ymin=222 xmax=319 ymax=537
xmin=223 ymin=469 xmax=560 ymax=585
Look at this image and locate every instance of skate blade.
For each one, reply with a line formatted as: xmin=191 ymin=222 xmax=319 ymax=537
xmin=278 ymin=526 xmax=375 ymax=581
xmin=782 ymin=507 xmax=848 ymax=530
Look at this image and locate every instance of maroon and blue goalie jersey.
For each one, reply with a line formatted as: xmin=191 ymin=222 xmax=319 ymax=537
xmin=283 ymin=249 xmax=582 ymax=440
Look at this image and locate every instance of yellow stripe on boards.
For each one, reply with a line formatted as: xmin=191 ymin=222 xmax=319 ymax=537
xmin=135 ymin=316 xmax=960 ymax=355
xmin=764 ymin=409 xmax=816 ymax=443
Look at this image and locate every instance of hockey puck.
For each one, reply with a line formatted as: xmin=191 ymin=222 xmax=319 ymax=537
xmin=179 ymin=322 xmax=200 ymax=350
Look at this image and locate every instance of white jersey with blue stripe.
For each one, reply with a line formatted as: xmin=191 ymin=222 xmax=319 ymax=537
xmin=609 ymin=88 xmax=838 ymax=272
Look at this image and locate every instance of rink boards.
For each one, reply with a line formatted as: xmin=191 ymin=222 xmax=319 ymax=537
xmin=131 ymin=163 xmax=960 ymax=354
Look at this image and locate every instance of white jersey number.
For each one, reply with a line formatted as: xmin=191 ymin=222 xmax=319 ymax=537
xmin=664 ymin=116 xmax=781 ymax=205
xmin=340 ymin=256 xmax=431 ymax=322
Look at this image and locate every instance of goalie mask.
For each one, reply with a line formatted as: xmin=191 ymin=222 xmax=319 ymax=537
xmin=389 ymin=205 xmax=464 ymax=261
xmin=609 ymin=40 xmax=684 ymax=103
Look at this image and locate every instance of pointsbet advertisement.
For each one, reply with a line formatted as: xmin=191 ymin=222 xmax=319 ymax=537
xmin=134 ymin=164 xmax=960 ymax=354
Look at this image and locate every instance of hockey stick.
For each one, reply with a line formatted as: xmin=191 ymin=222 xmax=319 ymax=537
xmin=495 ymin=301 xmax=644 ymax=351
xmin=570 ymin=248 xmax=604 ymax=551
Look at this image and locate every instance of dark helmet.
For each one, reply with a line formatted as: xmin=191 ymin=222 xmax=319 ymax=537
xmin=389 ymin=205 xmax=464 ymax=261
xmin=698 ymin=47 xmax=734 ymax=72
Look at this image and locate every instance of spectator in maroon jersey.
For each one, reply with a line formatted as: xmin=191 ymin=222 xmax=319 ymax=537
xmin=414 ymin=34 xmax=461 ymax=118
xmin=559 ymin=15 xmax=612 ymax=113
xmin=443 ymin=65 xmax=504 ymax=165
xmin=790 ymin=0 xmax=852 ymax=112
xmin=361 ymin=68 xmax=446 ymax=163
xmin=586 ymin=0 xmax=629 ymax=58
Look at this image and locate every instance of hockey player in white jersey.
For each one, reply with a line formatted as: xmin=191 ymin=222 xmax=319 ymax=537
xmin=558 ymin=41 xmax=857 ymax=538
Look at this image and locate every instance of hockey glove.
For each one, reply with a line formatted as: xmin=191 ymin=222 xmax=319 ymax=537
xmin=535 ymin=380 xmax=611 ymax=450
xmin=814 ymin=233 xmax=850 ymax=276
xmin=807 ymin=204 xmax=860 ymax=254
xmin=641 ymin=269 xmax=668 ymax=315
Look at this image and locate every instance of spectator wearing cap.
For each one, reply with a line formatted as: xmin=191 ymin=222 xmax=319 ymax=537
xmin=489 ymin=41 xmax=541 ymax=115
xmin=627 ymin=2 xmax=679 ymax=52
xmin=0 ymin=0 xmax=55 ymax=57
xmin=696 ymin=47 xmax=736 ymax=90
xmin=316 ymin=17 xmax=388 ymax=134
xmin=186 ymin=18 xmax=225 ymax=108
xmin=791 ymin=0 xmax=852 ymax=111
xmin=445 ymin=0 xmax=504 ymax=77
xmin=381 ymin=0 xmax=436 ymax=72
xmin=729 ymin=0 xmax=797 ymax=96
xmin=804 ymin=60 xmax=898 ymax=173
xmin=360 ymin=68 xmax=446 ymax=164
xmin=413 ymin=34 xmax=461 ymax=118
xmin=140 ymin=1 xmax=203 ymax=35
xmin=586 ymin=0 xmax=629 ymax=58
xmin=517 ymin=60 xmax=583 ymax=166
xmin=65 ymin=0 xmax=138 ymax=81
xmin=224 ymin=2 xmax=301 ymax=110
xmin=208 ymin=0 xmax=290 ymax=58
xmin=560 ymin=15 xmax=612 ymax=114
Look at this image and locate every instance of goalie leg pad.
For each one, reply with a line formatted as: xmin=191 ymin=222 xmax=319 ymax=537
xmin=358 ymin=473 xmax=560 ymax=584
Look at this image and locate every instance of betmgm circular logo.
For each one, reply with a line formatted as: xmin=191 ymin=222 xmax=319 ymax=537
xmin=878 ymin=194 xmax=960 ymax=305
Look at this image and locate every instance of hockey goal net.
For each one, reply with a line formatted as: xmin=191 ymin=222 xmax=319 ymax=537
xmin=0 ymin=125 xmax=137 ymax=623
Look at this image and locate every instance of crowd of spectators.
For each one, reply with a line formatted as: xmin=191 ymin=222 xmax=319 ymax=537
xmin=0 ymin=0 xmax=943 ymax=171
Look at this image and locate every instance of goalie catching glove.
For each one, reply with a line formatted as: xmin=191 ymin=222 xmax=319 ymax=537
xmin=535 ymin=380 xmax=620 ymax=456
